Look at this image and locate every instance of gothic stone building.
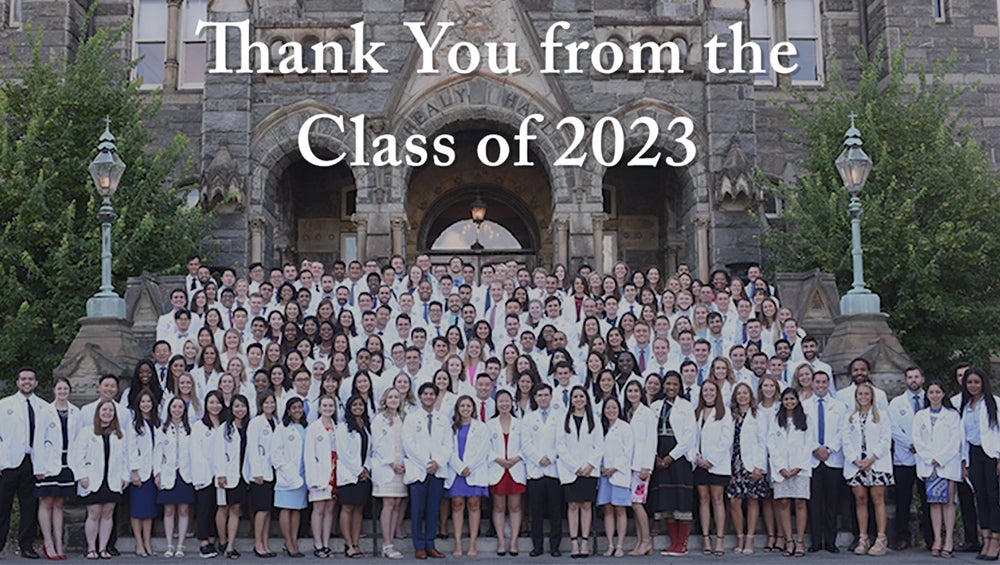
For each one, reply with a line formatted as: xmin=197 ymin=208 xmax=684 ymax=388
xmin=1 ymin=0 xmax=998 ymax=280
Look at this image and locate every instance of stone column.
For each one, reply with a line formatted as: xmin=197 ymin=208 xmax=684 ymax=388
xmin=249 ymin=217 xmax=265 ymax=263
xmin=390 ymin=215 xmax=407 ymax=259
xmin=591 ymin=213 xmax=607 ymax=274
xmin=773 ymin=0 xmax=791 ymax=89
xmin=352 ymin=213 xmax=369 ymax=262
xmin=164 ymin=0 xmax=183 ymax=91
xmin=693 ymin=215 xmax=710 ymax=282
xmin=552 ymin=216 xmax=570 ymax=267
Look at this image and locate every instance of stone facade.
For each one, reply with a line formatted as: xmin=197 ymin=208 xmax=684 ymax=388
xmin=3 ymin=0 xmax=997 ymax=276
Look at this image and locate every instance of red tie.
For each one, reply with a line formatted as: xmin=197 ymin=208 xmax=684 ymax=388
xmin=481 ymin=401 xmax=487 ymax=422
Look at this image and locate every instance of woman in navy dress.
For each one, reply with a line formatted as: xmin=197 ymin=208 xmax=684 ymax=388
xmin=156 ymin=397 xmax=196 ymax=558
xmin=127 ymin=390 xmax=160 ymax=557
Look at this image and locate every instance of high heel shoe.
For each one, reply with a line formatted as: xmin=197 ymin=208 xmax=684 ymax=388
xmin=628 ymin=540 xmax=653 ymax=556
xmin=703 ymin=535 xmax=713 ymax=555
xmin=714 ymin=535 xmax=726 ymax=556
xmin=570 ymin=537 xmax=581 ymax=559
xmin=43 ymin=547 xmax=59 ymax=561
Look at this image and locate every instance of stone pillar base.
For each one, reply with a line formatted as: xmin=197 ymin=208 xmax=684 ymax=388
xmin=822 ymin=312 xmax=913 ymax=396
xmin=54 ymin=317 xmax=142 ymax=406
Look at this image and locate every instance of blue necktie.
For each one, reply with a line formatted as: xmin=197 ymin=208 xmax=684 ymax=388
xmin=913 ymin=394 xmax=922 ymax=413
xmin=423 ymin=303 xmax=429 ymax=323
xmin=562 ymin=388 xmax=569 ymax=407
xmin=484 ymin=293 xmax=492 ymax=312
xmin=817 ymin=397 xmax=825 ymax=445
xmin=697 ymin=368 xmax=704 ymax=385
xmin=350 ymin=282 xmax=356 ymax=305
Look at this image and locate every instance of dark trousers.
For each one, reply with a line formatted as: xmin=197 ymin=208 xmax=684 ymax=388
xmin=195 ymin=486 xmax=219 ymax=541
xmin=893 ymin=464 xmax=933 ymax=545
xmin=0 ymin=455 xmax=37 ymax=552
xmin=410 ymin=476 xmax=445 ymax=551
xmin=528 ymin=476 xmax=563 ymax=552
xmin=958 ymin=479 xmax=980 ymax=544
xmin=969 ymin=445 xmax=1000 ymax=532
xmin=809 ymin=463 xmax=842 ymax=546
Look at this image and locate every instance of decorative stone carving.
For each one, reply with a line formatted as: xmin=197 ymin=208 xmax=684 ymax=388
xmin=716 ymin=136 xmax=756 ymax=210
xmin=201 ymin=144 xmax=246 ymax=212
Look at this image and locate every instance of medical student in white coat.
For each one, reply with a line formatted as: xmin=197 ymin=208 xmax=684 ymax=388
xmin=338 ymin=394 xmax=375 ymax=558
xmin=190 ymin=391 xmax=224 ymax=558
xmin=126 ymin=390 xmax=159 ymax=558
xmin=304 ymin=395 xmax=338 ymax=558
xmin=521 ymin=384 xmax=564 ymax=557
xmin=841 ymin=382 xmax=894 ymax=556
xmin=71 ymin=399 xmax=130 ymax=560
xmin=487 ymin=390 xmax=526 ymax=556
xmin=246 ymin=392 xmax=279 ymax=558
xmin=622 ymin=381 xmax=656 ymax=556
xmin=913 ymin=382 xmax=964 ymax=557
xmin=557 ymin=386 xmax=601 ymax=559
xmin=371 ymin=388 xmax=408 ymax=560
xmin=402 ymin=382 xmax=455 ymax=558
xmin=649 ymin=373 xmax=698 ymax=557
xmin=446 ymin=395 xmax=492 ymax=557
xmin=32 ymin=377 xmax=78 ymax=561
xmin=768 ymin=387 xmax=816 ymax=558
xmin=155 ymin=397 xmax=196 ymax=558
xmin=271 ymin=397 xmax=309 ymax=558
xmin=596 ymin=396 xmax=634 ymax=557
xmin=693 ymin=380 xmax=734 ymax=557
xmin=213 ymin=394 xmax=251 ymax=559
xmin=727 ymin=382 xmax=768 ymax=555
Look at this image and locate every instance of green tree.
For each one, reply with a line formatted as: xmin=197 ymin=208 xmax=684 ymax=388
xmin=0 ymin=24 xmax=209 ymax=384
xmin=761 ymin=41 xmax=1000 ymax=379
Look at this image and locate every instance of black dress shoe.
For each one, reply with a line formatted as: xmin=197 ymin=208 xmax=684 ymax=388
xmin=825 ymin=543 xmax=840 ymax=553
xmin=106 ymin=546 xmax=120 ymax=557
xmin=530 ymin=549 xmax=544 ymax=557
xmin=808 ymin=544 xmax=822 ymax=553
xmin=21 ymin=547 xmax=40 ymax=559
xmin=551 ymin=549 xmax=562 ymax=557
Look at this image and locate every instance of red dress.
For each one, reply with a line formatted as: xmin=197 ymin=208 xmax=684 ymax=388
xmin=491 ymin=433 xmax=527 ymax=495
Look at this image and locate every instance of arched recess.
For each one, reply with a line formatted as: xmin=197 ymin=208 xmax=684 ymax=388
xmin=419 ymin=185 xmax=542 ymax=252
xmin=590 ymin=100 xmax=708 ymax=275
xmin=385 ymin=74 xmax=576 ymax=208
xmin=249 ymin=100 xmax=373 ymax=265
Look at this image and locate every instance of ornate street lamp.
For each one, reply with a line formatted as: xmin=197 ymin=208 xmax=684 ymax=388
xmin=470 ymin=197 xmax=486 ymax=251
xmin=85 ymin=118 xmax=128 ymax=319
xmin=835 ymin=114 xmax=880 ymax=314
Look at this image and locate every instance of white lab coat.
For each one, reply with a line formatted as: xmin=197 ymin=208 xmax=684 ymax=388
xmin=270 ymin=423 xmax=306 ymax=491
xmin=648 ymin=398 xmax=698 ymax=463
xmin=487 ymin=416 xmax=526 ymax=485
xmin=733 ymin=411 xmax=767 ymax=473
xmin=767 ymin=420 xmax=817 ymax=482
xmin=245 ymin=415 xmax=277 ymax=483
xmin=841 ymin=410 xmax=893 ymax=479
xmin=127 ymin=419 xmax=157 ymax=482
xmin=912 ymin=408 xmax=963 ymax=483
xmin=521 ymin=409 xmax=561 ymax=480
xmin=336 ymin=423 xmax=374 ymax=488
xmin=802 ymin=394 xmax=847 ymax=469
xmin=189 ymin=421 xmax=219 ymax=490
xmin=598 ymin=419 xmax=634 ymax=488
xmin=212 ymin=423 xmax=247 ymax=489
xmin=628 ymin=404 xmax=657 ymax=473
xmin=556 ymin=412 xmax=601 ymax=484
xmin=154 ymin=421 xmax=194 ymax=490
xmin=975 ymin=400 xmax=1000 ymax=462
xmin=370 ymin=413 xmax=404 ymax=487
xmin=70 ymin=428 xmax=130 ymax=496
xmin=0 ymin=393 xmax=48 ymax=470
xmin=889 ymin=391 xmax=924 ymax=466
xmin=446 ymin=419 xmax=491 ymax=489
xmin=695 ymin=408 xmax=734 ymax=476
xmin=31 ymin=402 xmax=79 ymax=478
xmin=401 ymin=409 xmax=453 ymax=485
xmin=304 ymin=419 xmax=336 ymax=492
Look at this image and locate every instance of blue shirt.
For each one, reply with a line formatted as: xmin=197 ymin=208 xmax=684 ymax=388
xmin=965 ymin=400 xmax=983 ymax=446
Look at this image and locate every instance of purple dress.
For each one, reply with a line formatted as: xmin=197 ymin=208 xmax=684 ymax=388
xmin=448 ymin=423 xmax=489 ymax=498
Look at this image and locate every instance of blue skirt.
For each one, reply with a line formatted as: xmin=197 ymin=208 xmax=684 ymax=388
xmin=157 ymin=474 xmax=196 ymax=505
xmin=447 ymin=476 xmax=489 ymax=498
xmin=597 ymin=476 xmax=632 ymax=507
xmin=275 ymin=485 xmax=308 ymax=510
xmin=130 ymin=477 xmax=159 ymax=519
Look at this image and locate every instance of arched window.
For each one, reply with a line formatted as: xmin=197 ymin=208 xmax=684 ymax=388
xmin=431 ymin=220 xmax=522 ymax=251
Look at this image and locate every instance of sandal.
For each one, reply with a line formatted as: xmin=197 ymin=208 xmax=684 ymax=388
xmin=794 ymin=538 xmax=805 ymax=557
xmin=86 ymin=551 xmax=99 ymax=560
xmin=703 ymin=535 xmax=713 ymax=555
xmin=735 ymin=534 xmax=745 ymax=554
xmin=164 ymin=545 xmax=175 ymax=559
xmin=175 ymin=546 xmax=185 ymax=558
xmin=783 ymin=539 xmax=794 ymax=557
xmin=613 ymin=545 xmax=624 ymax=558
xmin=931 ymin=546 xmax=941 ymax=557
xmin=99 ymin=550 xmax=112 ymax=560
xmin=764 ymin=535 xmax=777 ymax=552
xmin=714 ymin=535 xmax=725 ymax=556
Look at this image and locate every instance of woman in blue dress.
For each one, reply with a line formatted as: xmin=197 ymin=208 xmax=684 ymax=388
xmin=33 ymin=377 xmax=79 ymax=560
xmin=127 ymin=390 xmax=160 ymax=557
xmin=273 ymin=397 xmax=309 ymax=557
xmin=447 ymin=395 xmax=491 ymax=557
